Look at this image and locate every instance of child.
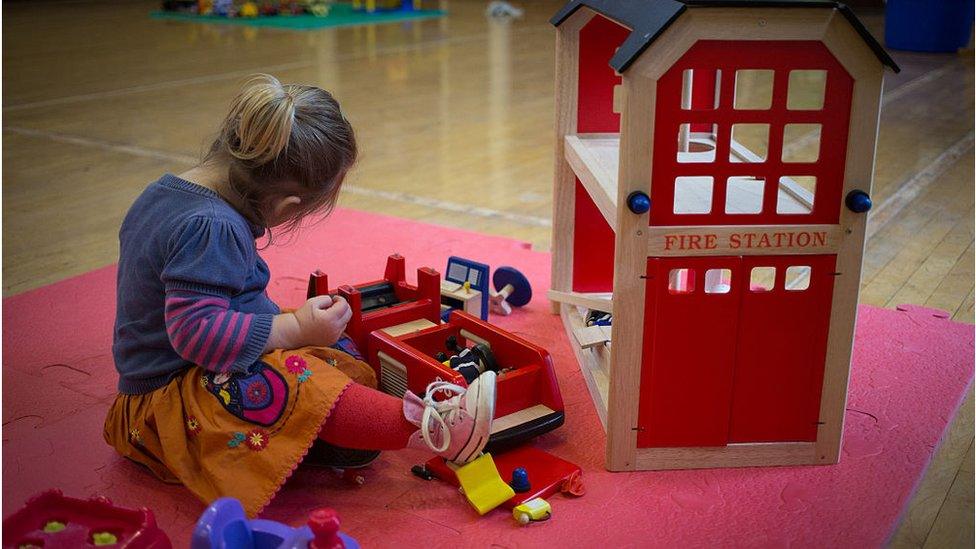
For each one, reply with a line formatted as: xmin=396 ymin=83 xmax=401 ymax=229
xmin=104 ymin=74 xmax=496 ymax=516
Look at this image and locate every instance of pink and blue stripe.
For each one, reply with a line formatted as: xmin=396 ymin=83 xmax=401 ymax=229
xmin=165 ymin=290 xmax=257 ymax=373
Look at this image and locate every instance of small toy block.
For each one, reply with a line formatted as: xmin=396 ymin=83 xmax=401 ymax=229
xmin=450 ymin=453 xmax=515 ymax=515
xmin=512 ymin=498 xmax=551 ymax=525
xmin=572 ymin=324 xmax=611 ymax=349
xmin=426 ymin=445 xmax=584 ymax=509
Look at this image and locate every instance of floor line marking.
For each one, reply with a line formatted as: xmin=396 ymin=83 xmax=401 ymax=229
xmin=784 ymin=130 xmax=974 ymax=291
xmin=881 ymin=61 xmax=959 ymax=106
xmin=5 ymin=60 xmax=965 ymax=235
xmin=3 ymin=26 xmax=551 ymax=112
xmin=4 ymin=126 xmax=201 ymax=164
xmin=2 ymin=61 xmax=314 ymax=113
xmin=3 ymin=125 xmax=552 ymax=228
xmin=341 ymin=185 xmax=551 ymax=227
xmin=866 ymin=131 xmax=974 ymax=241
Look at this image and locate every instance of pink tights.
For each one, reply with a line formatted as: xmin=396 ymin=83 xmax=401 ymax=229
xmin=318 ymin=383 xmax=416 ymax=450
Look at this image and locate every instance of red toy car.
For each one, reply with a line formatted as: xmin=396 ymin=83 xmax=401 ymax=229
xmin=308 ymin=255 xmax=564 ymax=452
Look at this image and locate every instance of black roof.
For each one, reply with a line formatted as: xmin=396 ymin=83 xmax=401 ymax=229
xmin=550 ymin=0 xmax=899 ymax=73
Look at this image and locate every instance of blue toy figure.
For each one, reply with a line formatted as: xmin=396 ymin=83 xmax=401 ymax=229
xmin=192 ymin=497 xmax=359 ymax=549
xmin=211 ymin=0 xmax=232 ymax=16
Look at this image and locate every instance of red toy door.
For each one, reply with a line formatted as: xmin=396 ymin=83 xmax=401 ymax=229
xmin=728 ymin=255 xmax=837 ymax=442
xmin=637 ymin=256 xmax=742 ymax=447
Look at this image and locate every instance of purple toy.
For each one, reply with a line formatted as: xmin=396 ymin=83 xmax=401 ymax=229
xmin=191 ymin=498 xmax=359 ymax=549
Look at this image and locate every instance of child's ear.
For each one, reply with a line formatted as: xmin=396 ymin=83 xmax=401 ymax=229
xmin=273 ymin=195 xmax=302 ymax=219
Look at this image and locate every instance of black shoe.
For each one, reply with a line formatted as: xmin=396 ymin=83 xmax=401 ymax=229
xmin=304 ymin=440 xmax=380 ymax=469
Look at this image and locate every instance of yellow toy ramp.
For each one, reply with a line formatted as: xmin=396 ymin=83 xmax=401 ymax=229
xmin=451 ymin=453 xmax=516 ymax=515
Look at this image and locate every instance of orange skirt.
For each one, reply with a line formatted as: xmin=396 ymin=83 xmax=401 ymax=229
xmin=103 ymin=346 xmax=376 ymax=516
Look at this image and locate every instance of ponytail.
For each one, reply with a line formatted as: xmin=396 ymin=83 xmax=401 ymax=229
xmin=226 ymin=74 xmax=295 ymax=165
xmin=205 ymin=74 xmax=358 ymax=238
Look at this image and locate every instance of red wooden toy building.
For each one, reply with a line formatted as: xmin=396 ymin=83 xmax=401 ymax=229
xmin=547 ymin=0 xmax=898 ymax=470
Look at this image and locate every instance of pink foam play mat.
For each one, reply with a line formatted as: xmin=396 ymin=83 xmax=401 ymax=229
xmin=3 ymin=208 xmax=973 ymax=547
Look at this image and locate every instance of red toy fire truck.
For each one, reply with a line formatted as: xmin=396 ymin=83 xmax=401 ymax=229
xmin=307 ymin=255 xmax=564 ymax=452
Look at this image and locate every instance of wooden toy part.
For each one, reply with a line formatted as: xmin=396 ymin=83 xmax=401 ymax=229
xmin=550 ymin=1 xmax=891 ymax=471
xmin=490 ymin=267 xmax=532 ymax=316
xmin=451 ymin=453 xmax=516 ymax=515
xmin=573 ymin=324 xmax=611 ymax=349
xmin=307 ymin=270 xmax=329 ymax=299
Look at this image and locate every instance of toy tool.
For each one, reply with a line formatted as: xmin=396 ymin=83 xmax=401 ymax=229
xmin=451 ymin=453 xmax=516 ymax=515
xmin=547 ymin=0 xmax=899 ymax=471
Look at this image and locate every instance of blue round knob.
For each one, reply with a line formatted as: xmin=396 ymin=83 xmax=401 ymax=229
xmin=846 ymin=190 xmax=872 ymax=213
xmin=627 ymin=191 xmax=651 ymax=214
xmin=510 ymin=467 xmax=531 ymax=493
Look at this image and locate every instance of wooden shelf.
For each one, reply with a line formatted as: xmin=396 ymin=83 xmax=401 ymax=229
xmin=559 ymin=303 xmax=610 ymax=430
xmin=547 ymin=289 xmax=612 ymax=312
xmin=564 ymin=133 xmax=814 ymax=226
xmin=564 ymin=134 xmax=620 ymax=231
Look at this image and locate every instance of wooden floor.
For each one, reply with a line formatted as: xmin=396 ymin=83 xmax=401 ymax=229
xmin=3 ymin=1 xmax=973 ymax=545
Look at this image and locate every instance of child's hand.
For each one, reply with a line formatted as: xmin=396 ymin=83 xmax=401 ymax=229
xmin=294 ymin=295 xmax=352 ymax=347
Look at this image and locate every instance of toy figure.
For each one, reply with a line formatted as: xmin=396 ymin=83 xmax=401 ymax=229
xmin=437 ymin=336 xmax=498 ymax=384
xmin=211 ymin=0 xmax=232 ymax=16
xmin=305 ymin=0 xmax=331 ymax=17
xmin=240 ymin=1 xmax=260 ymax=17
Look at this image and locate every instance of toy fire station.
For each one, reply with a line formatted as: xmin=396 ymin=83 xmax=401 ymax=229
xmin=547 ymin=0 xmax=899 ymax=471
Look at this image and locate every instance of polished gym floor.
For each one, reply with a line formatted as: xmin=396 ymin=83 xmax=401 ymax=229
xmin=2 ymin=1 xmax=973 ymax=545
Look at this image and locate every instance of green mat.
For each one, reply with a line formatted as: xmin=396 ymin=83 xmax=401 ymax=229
xmin=151 ymin=4 xmax=445 ymax=30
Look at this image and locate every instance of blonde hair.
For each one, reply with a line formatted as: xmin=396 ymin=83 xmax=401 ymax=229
xmin=206 ymin=74 xmax=357 ymax=235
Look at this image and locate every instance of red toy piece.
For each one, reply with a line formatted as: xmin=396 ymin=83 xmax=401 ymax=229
xmin=424 ymin=445 xmax=584 ymax=509
xmin=309 ymin=254 xmax=441 ymax=357
xmin=309 ymin=255 xmax=565 ymax=452
xmin=3 ymin=489 xmax=171 ymax=549
xmin=308 ymin=508 xmax=344 ymax=549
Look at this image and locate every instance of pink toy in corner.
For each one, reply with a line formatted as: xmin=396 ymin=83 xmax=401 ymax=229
xmin=2 ymin=489 xmax=171 ymax=548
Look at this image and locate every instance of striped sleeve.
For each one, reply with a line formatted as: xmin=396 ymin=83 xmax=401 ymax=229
xmin=164 ymin=290 xmax=272 ymax=373
xmin=159 ymin=216 xmax=274 ymax=373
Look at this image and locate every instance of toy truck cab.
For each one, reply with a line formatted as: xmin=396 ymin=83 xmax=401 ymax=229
xmin=309 ymin=255 xmax=565 ymax=452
